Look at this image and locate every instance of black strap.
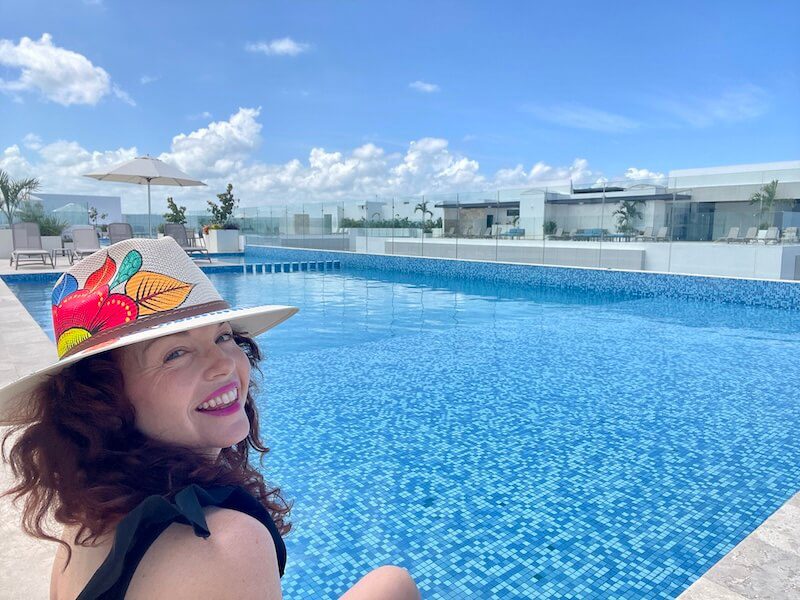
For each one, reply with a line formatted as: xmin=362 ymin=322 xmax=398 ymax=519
xmin=78 ymin=485 xmax=286 ymax=599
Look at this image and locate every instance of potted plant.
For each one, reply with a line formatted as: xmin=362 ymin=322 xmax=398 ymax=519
xmin=205 ymin=183 xmax=241 ymax=252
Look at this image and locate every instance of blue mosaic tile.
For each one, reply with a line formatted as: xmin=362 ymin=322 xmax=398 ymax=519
xmin=244 ymin=245 xmax=800 ymax=310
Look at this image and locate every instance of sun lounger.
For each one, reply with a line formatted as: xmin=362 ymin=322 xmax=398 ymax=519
xmin=164 ymin=223 xmax=211 ymax=262
xmin=71 ymin=225 xmax=101 ymax=259
xmin=654 ymin=227 xmax=669 ymax=242
xmin=108 ymin=222 xmax=134 ymax=244
xmin=715 ymin=227 xmax=739 ymax=243
xmin=781 ymin=227 xmax=798 ymax=244
xmin=546 ymin=227 xmax=564 ymax=240
xmin=10 ymin=222 xmax=54 ymax=269
xmin=635 ymin=226 xmax=654 ymax=241
xmin=759 ymin=227 xmax=780 ymax=244
xmin=741 ymin=227 xmax=759 ymax=243
xmin=752 ymin=229 xmax=768 ymax=244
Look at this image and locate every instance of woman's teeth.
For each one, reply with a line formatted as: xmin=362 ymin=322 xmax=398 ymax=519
xmin=197 ymin=389 xmax=238 ymax=411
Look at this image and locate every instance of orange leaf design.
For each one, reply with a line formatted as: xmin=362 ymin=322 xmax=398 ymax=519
xmin=125 ymin=271 xmax=195 ymax=316
xmin=86 ymin=255 xmax=117 ymax=291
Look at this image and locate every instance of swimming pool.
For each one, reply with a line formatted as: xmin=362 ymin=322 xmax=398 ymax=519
xmin=6 ymin=265 xmax=800 ymax=598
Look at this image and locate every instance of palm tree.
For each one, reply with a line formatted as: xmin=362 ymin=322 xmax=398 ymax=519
xmin=749 ymin=180 xmax=787 ymax=226
xmin=0 ymin=169 xmax=41 ymax=226
xmin=414 ymin=199 xmax=433 ymax=224
xmin=613 ymin=199 xmax=645 ymax=233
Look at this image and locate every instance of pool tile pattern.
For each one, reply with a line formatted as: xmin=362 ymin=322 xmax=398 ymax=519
xmin=245 ymin=246 xmax=800 ymax=310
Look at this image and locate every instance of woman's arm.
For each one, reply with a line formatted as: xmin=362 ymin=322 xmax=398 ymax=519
xmin=126 ymin=507 xmax=282 ymax=600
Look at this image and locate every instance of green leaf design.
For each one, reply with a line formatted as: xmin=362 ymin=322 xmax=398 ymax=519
xmin=109 ymin=250 xmax=143 ymax=290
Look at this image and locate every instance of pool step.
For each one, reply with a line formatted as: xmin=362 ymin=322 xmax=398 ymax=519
xmin=241 ymin=260 xmax=340 ymax=274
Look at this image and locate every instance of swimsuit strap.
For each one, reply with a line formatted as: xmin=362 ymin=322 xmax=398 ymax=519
xmin=77 ymin=484 xmax=286 ymax=599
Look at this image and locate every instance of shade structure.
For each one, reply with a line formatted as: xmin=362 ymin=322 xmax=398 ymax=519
xmin=84 ymin=156 xmax=206 ymax=237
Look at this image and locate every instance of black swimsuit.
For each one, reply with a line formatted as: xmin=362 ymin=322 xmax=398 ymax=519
xmin=77 ymin=484 xmax=286 ymax=599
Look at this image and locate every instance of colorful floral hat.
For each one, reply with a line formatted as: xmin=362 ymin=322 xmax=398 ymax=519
xmin=0 ymin=237 xmax=297 ymax=424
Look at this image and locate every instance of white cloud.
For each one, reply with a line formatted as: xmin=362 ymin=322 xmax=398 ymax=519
xmin=188 ymin=111 xmax=213 ymax=120
xmin=22 ymin=133 xmax=42 ymax=150
xmin=161 ymin=107 xmax=263 ymax=176
xmin=657 ymin=85 xmax=769 ymax=128
xmin=112 ymin=84 xmax=136 ymax=107
xmin=0 ymin=34 xmax=113 ymax=106
xmin=245 ymin=37 xmax=310 ymax=56
xmin=2 ymin=108 xmax=611 ymax=210
xmin=409 ymin=80 xmax=440 ymax=93
xmin=624 ymin=167 xmax=664 ymax=181
xmin=523 ymin=104 xmax=640 ymax=133
xmin=139 ymin=74 xmax=159 ymax=85
xmin=494 ymin=158 xmax=593 ymax=187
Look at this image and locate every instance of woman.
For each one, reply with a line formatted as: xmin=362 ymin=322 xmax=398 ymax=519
xmin=1 ymin=237 xmax=419 ymax=599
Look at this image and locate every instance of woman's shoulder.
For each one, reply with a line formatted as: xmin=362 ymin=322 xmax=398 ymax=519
xmin=125 ymin=506 xmax=282 ymax=600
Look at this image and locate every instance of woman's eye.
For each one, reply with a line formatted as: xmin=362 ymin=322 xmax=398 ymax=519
xmin=164 ymin=349 xmax=187 ymax=362
xmin=217 ymin=332 xmax=234 ymax=344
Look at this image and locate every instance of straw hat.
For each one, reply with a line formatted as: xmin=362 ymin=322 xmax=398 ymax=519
xmin=0 ymin=237 xmax=297 ymax=424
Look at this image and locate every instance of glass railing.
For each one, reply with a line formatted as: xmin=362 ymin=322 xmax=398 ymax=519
xmin=4 ymin=169 xmax=798 ymax=280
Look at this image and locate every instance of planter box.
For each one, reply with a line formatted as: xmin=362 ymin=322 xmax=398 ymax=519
xmin=205 ymin=229 xmax=240 ymax=253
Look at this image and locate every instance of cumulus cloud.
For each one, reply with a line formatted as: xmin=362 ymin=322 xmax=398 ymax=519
xmin=523 ymin=104 xmax=640 ymax=133
xmin=624 ymin=167 xmax=664 ymax=181
xmin=161 ymin=107 xmax=262 ymax=176
xmin=2 ymin=108 xmax=611 ymax=210
xmin=245 ymin=37 xmax=310 ymax=56
xmin=494 ymin=158 xmax=593 ymax=187
xmin=409 ymin=80 xmax=440 ymax=93
xmin=0 ymin=34 xmax=118 ymax=106
xmin=22 ymin=133 xmax=43 ymax=150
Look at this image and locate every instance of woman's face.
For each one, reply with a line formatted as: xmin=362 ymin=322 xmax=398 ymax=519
xmin=116 ymin=322 xmax=252 ymax=454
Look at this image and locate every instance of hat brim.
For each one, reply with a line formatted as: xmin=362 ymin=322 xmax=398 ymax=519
xmin=0 ymin=304 xmax=298 ymax=425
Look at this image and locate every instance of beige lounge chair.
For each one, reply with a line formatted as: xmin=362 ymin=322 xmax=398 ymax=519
xmin=635 ymin=226 xmax=654 ymax=241
xmin=546 ymin=227 xmax=564 ymax=240
xmin=72 ymin=225 xmax=101 ymax=259
xmin=715 ymin=227 xmax=739 ymax=243
xmin=654 ymin=226 xmax=670 ymax=241
xmin=165 ymin=223 xmax=211 ymax=262
xmin=108 ymin=222 xmax=134 ymax=244
xmin=759 ymin=227 xmax=780 ymax=244
xmin=10 ymin=222 xmax=54 ymax=269
xmin=742 ymin=227 xmax=759 ymax=243
xmin=781 ymin=227 xmax=798 ymax=244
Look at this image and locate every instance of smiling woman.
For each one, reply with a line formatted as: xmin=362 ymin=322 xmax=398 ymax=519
xmin=0 ymin=238 xmax=419 ymax=600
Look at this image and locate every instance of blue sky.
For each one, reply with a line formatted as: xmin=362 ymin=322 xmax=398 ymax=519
xmin=1 ymin=0 xmax=798 ymax=207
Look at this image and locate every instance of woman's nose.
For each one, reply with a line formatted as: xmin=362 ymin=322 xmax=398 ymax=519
xmin=203 ymin=344 xmax=236 ymax=379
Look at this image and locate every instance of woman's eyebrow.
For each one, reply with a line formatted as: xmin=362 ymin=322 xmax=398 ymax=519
xmin=142 ymin=331 xmax=191 ymax=354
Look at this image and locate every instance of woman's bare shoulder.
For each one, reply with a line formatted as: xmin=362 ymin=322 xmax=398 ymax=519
xmin=126 ymin=507 xmax=282 ymax=600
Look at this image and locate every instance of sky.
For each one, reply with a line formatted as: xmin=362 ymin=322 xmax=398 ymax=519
xmin=1 ymin=0 xmax=799 ymax=211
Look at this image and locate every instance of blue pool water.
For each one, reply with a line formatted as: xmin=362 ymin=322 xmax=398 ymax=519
xmin=7 ymin=268 xmax=800 ymax=599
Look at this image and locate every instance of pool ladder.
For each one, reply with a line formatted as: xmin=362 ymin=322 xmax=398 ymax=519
xmin=242 ymin=260 xmax=340 ymax=274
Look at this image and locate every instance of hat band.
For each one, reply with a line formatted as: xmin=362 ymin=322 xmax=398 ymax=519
xmin=60 ymin=300 xmax=231 ymax=360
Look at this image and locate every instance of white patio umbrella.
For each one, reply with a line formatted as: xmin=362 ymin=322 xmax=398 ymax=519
xmin=84 ymin=155 xmax=206 ymax=238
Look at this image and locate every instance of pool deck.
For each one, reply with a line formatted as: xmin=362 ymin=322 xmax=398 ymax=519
xmin=0 ymin=264 xmax=798 ymax=598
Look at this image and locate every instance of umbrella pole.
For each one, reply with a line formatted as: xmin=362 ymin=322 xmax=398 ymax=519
xmin=147 ymin=179 xmax=152 ymax=238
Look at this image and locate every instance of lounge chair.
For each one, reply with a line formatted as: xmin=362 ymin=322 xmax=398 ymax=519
xmin=71 ymin=225 xmax=101 ymax=259
xmin=781 ymin=227 xmax=798 ymax=244
xmin=108 ymin=222 xmax=134 ymax=245
xmin=546 ymin=228 xmax=564 ymax=240
xmin=164 ymin=223 xmax=211 ymax=262
xmin=654 ymin=227 xmax=669 ymax=242
xmin=715 ymin=227 xmax=739 ymax=243
xmin=742 ymin=227 xmax=759 ymax=243
xmin=761 ymin=227 xmax=780 ymax=244
xmin=752 ymin=229 xmax=768 ymax=244
xmin=10 ymin=222 xmax=54 ymax=269
xmin=635 ymin=226 xmax=654 ymax=241
xmin=446 ymin=227 xmax=455 ymax=237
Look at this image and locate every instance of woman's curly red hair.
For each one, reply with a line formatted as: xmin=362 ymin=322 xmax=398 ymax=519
xmin=1 ymin=333 xmax=291 ymax=564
